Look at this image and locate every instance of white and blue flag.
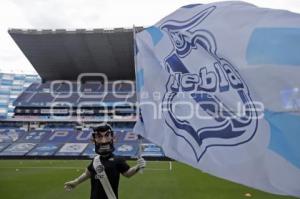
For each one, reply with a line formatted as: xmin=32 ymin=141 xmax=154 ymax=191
xmin=134 ymin=1 xmax=300 ymax=197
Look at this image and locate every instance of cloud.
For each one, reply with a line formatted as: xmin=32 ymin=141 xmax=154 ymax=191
xmin=10 ymin=0 xmax=109 ymax=28
xmin=0 ymin=0 xmax=299 ymax=74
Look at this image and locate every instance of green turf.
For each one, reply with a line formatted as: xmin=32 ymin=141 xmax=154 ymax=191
xmin=0 ymin=160 xmax=296 ymax=199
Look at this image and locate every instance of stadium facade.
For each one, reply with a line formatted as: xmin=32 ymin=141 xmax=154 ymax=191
xmin=0 ymin=73 xmax=40 ymax=119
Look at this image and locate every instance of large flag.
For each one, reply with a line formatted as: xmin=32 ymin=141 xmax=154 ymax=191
xmin=134 ymin=1 xmax=300 ymax=197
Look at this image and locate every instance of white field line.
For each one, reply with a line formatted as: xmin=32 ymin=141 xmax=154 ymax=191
xmin=0 ymin=166 xmax=83 ymax=169
xmin=0 ymin=166 xmax=170 ymax=171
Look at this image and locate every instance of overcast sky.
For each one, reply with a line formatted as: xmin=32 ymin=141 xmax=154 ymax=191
xmin=0 ymin=0 xmax=299 ymax=74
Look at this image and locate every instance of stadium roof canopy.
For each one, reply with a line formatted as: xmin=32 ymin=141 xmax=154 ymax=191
xmin=9 ymin=28 xmax=143 ymax=82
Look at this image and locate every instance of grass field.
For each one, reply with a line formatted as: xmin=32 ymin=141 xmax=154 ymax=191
xmin=0 ymin=160 xmax=296 ymax=199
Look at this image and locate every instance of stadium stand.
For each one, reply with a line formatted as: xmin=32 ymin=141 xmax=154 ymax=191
xmin=0 ymin=125 xmax=164 ymax=158
xmin=0 ymin=27 xmax=165 ymax=160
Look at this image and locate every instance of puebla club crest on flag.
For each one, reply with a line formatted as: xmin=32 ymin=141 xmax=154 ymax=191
xmin=134 ymin=1 xmax=300 ymax=197
xmin=160 ymin=6 xmax=258 ymax=162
